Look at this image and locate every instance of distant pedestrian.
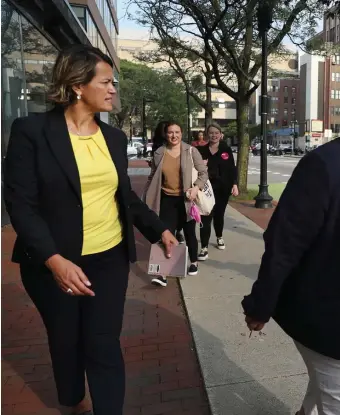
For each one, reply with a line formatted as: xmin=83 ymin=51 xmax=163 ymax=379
xmin=143 ymin=121 xmax=208 ymax=286
xmin=191 ymin=130 xmax=207 ymax=147
xmin=242 ymin=139 xmax=340 ymax=415
xmin=197 ymin=123 xmax=238 ymax=260
xmin=4 ymin=45 xmax=177 ymax=415
xmin=148 ymin=121 xmax=185 ymax=245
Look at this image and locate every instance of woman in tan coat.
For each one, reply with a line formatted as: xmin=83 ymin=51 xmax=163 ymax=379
xmin=144 ymin=122 xmax=208 ymax=286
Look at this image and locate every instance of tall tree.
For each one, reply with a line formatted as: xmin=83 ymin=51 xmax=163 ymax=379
xmin=112 ymin=59 xmax=200 ymax=133
xmin=129 ymin=0 xmax=323 ymax=193
xmin=136 ymin=39 xmax=214 ymax=129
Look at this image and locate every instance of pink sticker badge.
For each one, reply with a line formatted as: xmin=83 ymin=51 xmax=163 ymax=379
xmin=221 ymin=152 xmax=229 ymax=160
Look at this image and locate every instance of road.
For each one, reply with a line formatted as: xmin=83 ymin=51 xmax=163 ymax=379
xmin=128 ymin=155 xmax=302 ymax=201
xmin=247 ymin=155 xmax=299 ymax=184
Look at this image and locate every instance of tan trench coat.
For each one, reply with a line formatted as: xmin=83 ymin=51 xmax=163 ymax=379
xmin=142 ymin=142 xmax=208 ymax=221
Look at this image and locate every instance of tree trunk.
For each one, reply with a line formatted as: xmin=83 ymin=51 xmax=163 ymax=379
xmin=236 ymin=99 xmax=250 ymax=194
xmin=204 ymin=73 xmax=213 ymax=129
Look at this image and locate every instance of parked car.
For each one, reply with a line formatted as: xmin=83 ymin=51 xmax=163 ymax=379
xmin=137 ymin=142 xmax=153 ymax=158
xmin=127 ymin=142 xmax=143 ymax=157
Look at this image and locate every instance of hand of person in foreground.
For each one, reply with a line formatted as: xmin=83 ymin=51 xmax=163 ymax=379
xmin=231 ymin=184 xmax=239 ymax=197
xmin=45 ymin=254 xmax=95 ymax=296
xmin=245 ymin=316 xmax=265 ymax=332
xmin=161 ymin=230 xmax=179 ymax=258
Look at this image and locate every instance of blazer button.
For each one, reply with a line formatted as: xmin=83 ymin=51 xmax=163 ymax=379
xmin=77 ymin=204 xmax=81 ymax=208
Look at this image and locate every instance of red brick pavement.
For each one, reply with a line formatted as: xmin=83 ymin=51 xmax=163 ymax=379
xmin=1 ymin=175 xmax=210 ymax=415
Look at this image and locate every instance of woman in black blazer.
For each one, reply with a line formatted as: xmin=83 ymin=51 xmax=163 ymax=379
xmin=4 ymin=45 xmax=176 ymax=415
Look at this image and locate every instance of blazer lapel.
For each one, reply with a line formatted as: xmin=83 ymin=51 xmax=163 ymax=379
xmin=43 ymin=108 xmax=82 ymax=203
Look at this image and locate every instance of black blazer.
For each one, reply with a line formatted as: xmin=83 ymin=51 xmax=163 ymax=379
xmin=242 ymin=138 xmax=340 ymax=359
xmin=197 ymin=142 xmax=237 ymax=190
xmin=4 ymin=108 xmax=166 ymax=266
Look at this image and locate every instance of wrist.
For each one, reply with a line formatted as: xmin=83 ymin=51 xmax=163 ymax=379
xmin=45 ymin=254 xmax=62 ymax=270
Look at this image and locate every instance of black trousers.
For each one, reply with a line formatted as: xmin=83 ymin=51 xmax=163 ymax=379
xmin=159 ymin=192 xmax=198 ymax=262
xmin=200 ymin=187 xmax=230 ymax=248
xmin=20 ymin=242 xmax=129 ymax=415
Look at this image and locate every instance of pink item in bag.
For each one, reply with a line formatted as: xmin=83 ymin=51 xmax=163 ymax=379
xmin=189 ymin=203 xmax=202 ymax=227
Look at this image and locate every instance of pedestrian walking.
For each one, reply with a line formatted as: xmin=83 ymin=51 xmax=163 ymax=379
xmin=143 ymin=121 xmax=208 ymax=286
xmin=148 ymin=121 xmax=185 ymax=245
xmin=4 ymin=45 xmax=177 ymax=415
xmin=191 ymin=130 xmax=207 ymax=147
xmin=242 ymin=138 xmax=340 ymax=415
xmin=197 ymin=123 xmax=239 ymax=260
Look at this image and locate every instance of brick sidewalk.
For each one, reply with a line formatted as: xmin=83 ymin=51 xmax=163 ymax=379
xmin=229 ymin=200 xmax=276 ymax=230
xmin=1 ymin=175 xmax=210 ymax=415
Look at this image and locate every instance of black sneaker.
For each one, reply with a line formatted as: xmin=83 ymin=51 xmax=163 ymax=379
xmin=176 ymin=231 xmax=185 ymax=244
xmin=217 ymin=237 xmax=225 ymax=250
xmin=188 ymin=264 xmax=198 ymax=276
xmin=151 ymin=276 xmax=167 ymax=287
xmin=198 ymin=247 xmax=209 ymax=261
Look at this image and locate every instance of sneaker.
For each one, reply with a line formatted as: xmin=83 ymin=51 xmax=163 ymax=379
xmin=188 ymin=264 xmax=198 ymax=276
xmin=198 ymin=247 xmax=209 ymax=261
xmin=151 ymin=276 xmax=167 ymax=287
xmin=217 ymin=237 xmax=225 ymax=250
xmin=176 ymin=231 xmax=185 ymax=244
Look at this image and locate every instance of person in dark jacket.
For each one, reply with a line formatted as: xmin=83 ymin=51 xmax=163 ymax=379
xmin=242 ymin=138 xmax=340 ymax=415
xmin=197 ymin=123 xmax=238 ymax=259
xmin=4 ymin=45 xmax=177 ymax=415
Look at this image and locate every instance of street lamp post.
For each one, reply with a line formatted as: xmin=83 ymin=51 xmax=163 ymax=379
xmin=186 ymin=86 xmax=191 ymax=143
xmin=255 ymin=0 xmax=273 ymax=209
xmin=142 ymin=97 xmax=147 ymax=144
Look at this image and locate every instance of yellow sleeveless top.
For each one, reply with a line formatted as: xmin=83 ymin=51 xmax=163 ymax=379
xmin=69 ymin=129 xmax=122 ymax=255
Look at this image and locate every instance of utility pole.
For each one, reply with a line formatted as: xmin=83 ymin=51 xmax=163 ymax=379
xmin=186 ymin=86 xmax=191 ymax=143
xmin=255 ymin=0 xmax=273 ymax=209
xmin=142 ymin=97 xmax=146 ymax=144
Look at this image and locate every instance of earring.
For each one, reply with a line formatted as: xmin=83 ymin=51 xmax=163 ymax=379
xmin=77 ymin=94 xmax=81 ymax=100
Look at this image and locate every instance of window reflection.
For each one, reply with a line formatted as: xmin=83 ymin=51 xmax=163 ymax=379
xmin=21 ymin=17 xmax=57 ymax=114
xmin=1 ymin=1 xmax=26 ymax=152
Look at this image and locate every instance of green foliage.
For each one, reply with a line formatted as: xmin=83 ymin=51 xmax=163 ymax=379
xmin=112 ymin=59 xmax=199 ymax=131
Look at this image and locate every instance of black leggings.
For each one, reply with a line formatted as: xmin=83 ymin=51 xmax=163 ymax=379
xmin=200 ymin=187 xmax=230 ymax=248
xmin=159 ymin=192 xmax=198 ymax=262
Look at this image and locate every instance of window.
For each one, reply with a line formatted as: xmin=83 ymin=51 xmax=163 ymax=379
xmin=95 ymin=0 xmax=118 ymax=48
xmin=332 ymin=72 xmax=336 ymax=82
xmin=284 ymin=86 xmax=288 ymax=93
xmin=331 ymin=106 xmax=335 ymax=116
xmin=284 ymin=96 xmax=288 ymax=104
xmin=282 ymin=119 xmax=288 ymax=126
xmin=337 ymin=73 xmax=340 ymax=82
xmin=271 ymin=108 xmax=278 ymax=115
xmin=283 ymin=108 xmax=288 ymax=116
xmin=292 ymin=97 xmax=296 ymax=105
xmin=331 ymin=90 xmax=335 ymax=99
xmin=292 ymin=87 xmax=296 ymax=94
xmin=334 ymin=107 xmax=340 ymax=115
xmin=272 ymin=85 xmax=276 ymax=92
xmin=291 ymin=108 xmax=296 ymax=116
xmin=334 ymin=124 xmax=340 ymax=133
xmin=1 ymin=0 xmax=58 ymax=222
xmin=333 ymin=55 xmax=340 ymax=65
xmin=336 ymin=90 xmax=340 ymax=99
xmin=71 ymin=5 xmax=87 ymax=29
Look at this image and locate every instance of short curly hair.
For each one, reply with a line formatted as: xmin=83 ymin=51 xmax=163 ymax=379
xmin=48 ymin=44 xmax=113 ymax=106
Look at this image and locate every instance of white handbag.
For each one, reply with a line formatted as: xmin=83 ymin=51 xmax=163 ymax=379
xmin=189 ymin=147 xmax=215 ymax=215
